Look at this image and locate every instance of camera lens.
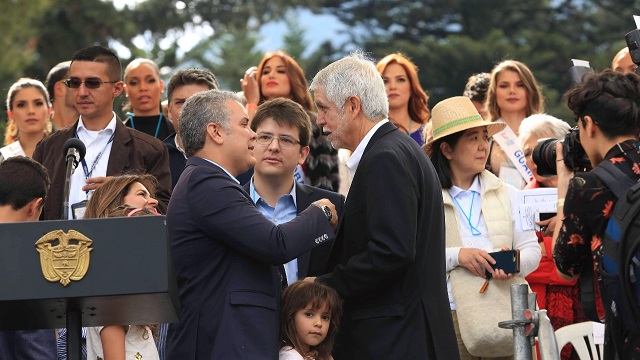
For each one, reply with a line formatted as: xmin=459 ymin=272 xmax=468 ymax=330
xmin=532 ymin=138 xmax=559 ymax=177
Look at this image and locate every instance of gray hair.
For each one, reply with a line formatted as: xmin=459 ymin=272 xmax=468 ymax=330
xmin=517 ymin=113 xmax=571 ymax=149
xmin=309 ymin=51 xmax=388 ymax=121
xmin=179 ymin=89 xmax=242 ymax=157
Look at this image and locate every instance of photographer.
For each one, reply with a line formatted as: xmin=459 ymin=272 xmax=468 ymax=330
xmin=552 ymin=70 xmax=640 ymax=359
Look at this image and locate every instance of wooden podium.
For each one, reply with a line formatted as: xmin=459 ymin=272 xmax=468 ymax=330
xmin=0 ymin=216 xmax=179 ymax=359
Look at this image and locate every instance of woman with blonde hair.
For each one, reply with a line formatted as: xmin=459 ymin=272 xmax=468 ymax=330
xmin=485 ymin=60 xmax=544 ymax=188
xmin=376 ymin=53 xmax=430 ymax=145
xmin=242 ymin=50 xmax=339 ymax=192
xmin=1 ymin=78 xmax=52 ymax=161
xmin=122 ymin=58 xmax=174 ymax=140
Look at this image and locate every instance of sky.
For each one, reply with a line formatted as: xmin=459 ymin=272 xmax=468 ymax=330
xmin=109 ymin=0 xmax=346 ymax=58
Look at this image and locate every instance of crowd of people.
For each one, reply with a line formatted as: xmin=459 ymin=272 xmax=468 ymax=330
xmin=0 ymin=42 xmax=639 ymax=360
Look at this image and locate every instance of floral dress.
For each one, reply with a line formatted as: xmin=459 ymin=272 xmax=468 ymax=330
xmin=554 ymin=139 xmax=640 ymax=359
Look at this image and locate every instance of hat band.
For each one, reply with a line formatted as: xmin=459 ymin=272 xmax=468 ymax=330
xmin=432 ymin=114 xmax=485 ymax=138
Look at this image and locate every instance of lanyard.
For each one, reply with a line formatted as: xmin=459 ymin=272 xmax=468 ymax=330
xmin=76 ymin=132 xmax=115 ymax=180
xmin=452 ymin=191 xmax=482 ymax=236
xmin=129 ymin=113 xmax=164 ymax=138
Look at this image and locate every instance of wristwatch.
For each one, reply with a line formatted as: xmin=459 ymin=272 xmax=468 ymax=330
xmin=313 ymin=203 xmax=333 ymax=222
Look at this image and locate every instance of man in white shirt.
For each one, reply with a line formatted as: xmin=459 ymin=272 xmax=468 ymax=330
xmin=309 ymin=53 xmax=459 ymax=359
xmin=33 ymin=45 xmax=171 ymax=220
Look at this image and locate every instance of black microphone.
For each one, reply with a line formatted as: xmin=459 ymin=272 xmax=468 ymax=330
xmin=61 ymin=138 xmax=86 ymax=220
xmin=63 ymin=138 xmax=86 ymax=169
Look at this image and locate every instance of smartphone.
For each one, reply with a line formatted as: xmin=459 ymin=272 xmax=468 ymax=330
xmin=534 ymin=211 xmax=556 ymax=231
xmin=485 ymin=249 xmax=520 ymax=278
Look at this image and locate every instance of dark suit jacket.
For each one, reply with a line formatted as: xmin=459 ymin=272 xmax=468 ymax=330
xmin=243 ymin=181 xmax=346 ymax=279
xmin=0 ymin=330 xmax=56 ymax=360
xmin=165 ymin=157 xmax=335 ymax=360
xmin=33 ymin=118 xmax=172 ymax=220
xmin=317 ymin=122 xmax=459 ymax=360
xmin=163 ymin=133 xmax=185 ymax=189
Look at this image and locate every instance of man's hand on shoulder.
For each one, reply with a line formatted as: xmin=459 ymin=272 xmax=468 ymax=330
xmin=82 ymin=176 xmax=113 ymax=192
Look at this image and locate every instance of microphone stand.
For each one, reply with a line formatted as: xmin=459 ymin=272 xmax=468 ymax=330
xmin=61 ymin=150 xmax=79 ymax=220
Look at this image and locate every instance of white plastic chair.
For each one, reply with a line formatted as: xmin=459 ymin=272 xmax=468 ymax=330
xmin=555 ymin=321 xmax=604 ymax=360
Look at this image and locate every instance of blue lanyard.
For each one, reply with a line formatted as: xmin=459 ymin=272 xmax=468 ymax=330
xmin=128 ymin=113 xmax=163 ymax=138
xmin=452 ymin=192 xmax=482 ymax=236
xmin=76 ymin=132 xmax=115 ymax=180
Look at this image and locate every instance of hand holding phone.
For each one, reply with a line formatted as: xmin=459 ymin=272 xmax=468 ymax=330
xmin=485 ymin=249 xmax=520 ymax=279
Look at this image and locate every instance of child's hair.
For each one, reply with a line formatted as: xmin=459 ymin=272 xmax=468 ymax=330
xmin=105 ymin=204 xmax=159 ymax=218
xmin=280 ymin=281 xmax=342 ymax=360
xmin=104 ymin=204 xmax=160 ymax=340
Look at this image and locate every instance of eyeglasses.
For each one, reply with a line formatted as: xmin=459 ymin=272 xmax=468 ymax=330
xmin=255 ymin=133 xmax=301 ymax=148
xmin=64 ymin=78 xmax=119 ymax=89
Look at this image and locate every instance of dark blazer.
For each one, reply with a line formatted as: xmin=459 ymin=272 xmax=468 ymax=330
xmin=243 ymin=181 xmax=346 ymax=279
xmin=162 ymin=132 xmax=186 ymax=189
xmin=317 ymin=122 xmax=459 ymax=360
xmin=33 ymin=119 xmax=172 ymax=220
xmin=0 ymin=330 xmax=56 ymax=360
xmin=165 ymin=157 xmax=335 ymax=360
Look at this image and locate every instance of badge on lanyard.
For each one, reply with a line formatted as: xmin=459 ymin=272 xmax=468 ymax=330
xmin=71 ymin=200 xmax=88 ymax=220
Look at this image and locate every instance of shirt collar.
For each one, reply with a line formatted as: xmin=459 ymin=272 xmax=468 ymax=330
xmin=174 ymin=135 xmax=187 ymax=159
xmin=76 ymin=112 xmax=117 ymax=134
xmin=249 ymin=176 xmax=297 ymax=206
xmin=346 ymin=119 xmax=389 ymax=179
xmin=604 ymin=139 xmax=639 ymax=160
xmin=199 ymin=157 xmax=240 ymax=184
xmin=448 ymin=174 xmax=481 ymax=199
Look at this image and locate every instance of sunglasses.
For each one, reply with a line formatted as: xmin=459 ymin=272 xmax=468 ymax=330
xmin=64 ymin=78 xmax=119 ymax=89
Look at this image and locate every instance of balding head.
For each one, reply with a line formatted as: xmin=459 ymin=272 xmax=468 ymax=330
xmin=612 ymin=47 xmax=637 ymax=74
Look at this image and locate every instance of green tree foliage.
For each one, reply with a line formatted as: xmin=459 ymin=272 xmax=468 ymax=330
xmin=0 ymin=0 xmax=52 ymax=102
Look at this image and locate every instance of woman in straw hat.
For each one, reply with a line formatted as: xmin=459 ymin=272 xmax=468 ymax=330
xmin=424 ymin=96 xmax=541 ymax=359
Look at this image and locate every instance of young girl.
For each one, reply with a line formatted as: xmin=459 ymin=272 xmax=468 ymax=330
xmin=280 ymin=281 xmax=342 ymax=360
xmin=86 ymin=204 xmax=160 ymax=360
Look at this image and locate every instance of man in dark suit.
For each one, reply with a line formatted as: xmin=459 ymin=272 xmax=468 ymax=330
xmin=243 ymin=98 xmax=345 ymax=283
xmin=165 ymin=90 xmax=338 ymax=359
xmin=163 ymin=68 xmax=219 ymax=188
xmin=0 ymin=157 xmax=56 ymax=359
xmin=33 ymin=46 xmax=171 ymax=220
xmin=309 ymin=53 xmax=460 ymax=359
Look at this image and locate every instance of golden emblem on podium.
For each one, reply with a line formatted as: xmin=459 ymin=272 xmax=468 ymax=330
xmin=35 ymin=230 xmax=93 ymax=286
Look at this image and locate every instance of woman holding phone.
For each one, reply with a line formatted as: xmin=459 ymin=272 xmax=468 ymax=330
xmin=425 ymin=96 xmax=540 ymax=359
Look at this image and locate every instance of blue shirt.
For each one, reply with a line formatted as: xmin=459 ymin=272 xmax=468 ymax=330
xmin=250 ymin=178 xmax=298 ymax=283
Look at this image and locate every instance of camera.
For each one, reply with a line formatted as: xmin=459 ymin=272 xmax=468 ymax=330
xmin=532 ymin=127 xmax=592 ymax=177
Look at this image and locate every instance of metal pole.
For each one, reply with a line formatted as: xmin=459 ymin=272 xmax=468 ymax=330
xmin=512 ymin=284 xmax=532 ymax=360
xmin=66 ymin=309 xmax=82 ymax=360
xmin=537 ymin=310 xmax=560 ymax=360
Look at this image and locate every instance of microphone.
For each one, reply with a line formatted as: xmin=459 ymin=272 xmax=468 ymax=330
xmin=63 ymin=138 xmax=86 ymax=170
xmin=61 ymin=138 xmax=86 ymax=220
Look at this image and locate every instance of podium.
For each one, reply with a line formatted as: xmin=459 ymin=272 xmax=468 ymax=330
xmin=0 ymin=216 xmax=179 ymax=358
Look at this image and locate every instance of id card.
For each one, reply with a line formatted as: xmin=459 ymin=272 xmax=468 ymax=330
xmin=71 ymin=200 xmax=88 ymax=220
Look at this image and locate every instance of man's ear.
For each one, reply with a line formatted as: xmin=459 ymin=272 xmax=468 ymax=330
xmin=346 ymin=96 xmax=361 ymax=118
xmin=27 ymin=198 xmax=44 ymax=221
xmin=298 ymin=146 xmax=311 ymax=166
xmin=207 ymin=123 xmax=225 ymax=145
xmin=113 ymin=81 xmax=125 ymax=98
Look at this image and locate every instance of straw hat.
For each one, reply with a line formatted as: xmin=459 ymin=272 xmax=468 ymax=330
xmin=423 ymin=96 xmax=506 ymax=155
